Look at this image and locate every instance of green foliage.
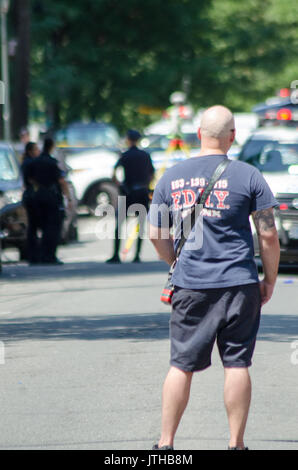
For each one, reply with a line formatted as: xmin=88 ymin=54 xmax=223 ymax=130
xmin=201 ymin=0 xmax=296 ymax=110
xmin=15 ymin=0 xmax=298 ymax=132
xmin=29 ymin=0 xmax=210 ymax=132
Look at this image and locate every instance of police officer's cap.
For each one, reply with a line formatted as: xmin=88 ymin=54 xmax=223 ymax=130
xmin=127 ymin=129 xmax=141 ymax=142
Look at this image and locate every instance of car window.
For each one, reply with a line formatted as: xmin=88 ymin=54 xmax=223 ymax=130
xmin=0 ymin=148 xmax=19 ymax=181
xmin=56 ymin=126 xmax=120 ymax=148
xmin=239 ymin=139 xmax=269 ymax=163
xmin=239 ymin=139 xmax=298 ymax=173
xmin=141 ymin=135 xmax=170 ymax=150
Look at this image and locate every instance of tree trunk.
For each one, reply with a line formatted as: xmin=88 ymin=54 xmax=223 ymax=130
xmin=11 ymin=0 xmax=31 ymax=140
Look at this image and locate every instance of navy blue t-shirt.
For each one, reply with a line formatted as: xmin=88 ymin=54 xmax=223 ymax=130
xmin=149 ymin=154 xmax=277 ymax=289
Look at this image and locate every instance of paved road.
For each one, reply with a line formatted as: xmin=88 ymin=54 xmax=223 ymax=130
xmin=0 ymin=216 xmax=298 ymax=450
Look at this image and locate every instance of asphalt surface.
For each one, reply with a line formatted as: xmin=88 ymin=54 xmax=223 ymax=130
xmin=0 ymin=215 xmax=298 ymax=451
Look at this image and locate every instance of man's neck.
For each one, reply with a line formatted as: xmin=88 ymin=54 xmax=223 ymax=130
xmin=198 ymin=146 xmax=227 ymax=157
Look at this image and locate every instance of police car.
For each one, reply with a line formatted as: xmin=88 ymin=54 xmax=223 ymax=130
xmin=253 ymin=87 xmax=298 ymax=128
xmin=239 ymin=126 xmax=298 ymax=263
xmin=0 ymin=143 xmax=27 ymax=269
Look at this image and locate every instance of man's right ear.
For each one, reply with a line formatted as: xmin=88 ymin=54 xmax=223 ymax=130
xmin=230 ymin=129 xmax=236 ymax=143
xmin=197 ymin=129 xmax=202 ymax=141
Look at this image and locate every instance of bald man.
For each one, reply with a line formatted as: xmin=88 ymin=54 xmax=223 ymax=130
xmin=148 ymin=105 xmax=280 ymax=450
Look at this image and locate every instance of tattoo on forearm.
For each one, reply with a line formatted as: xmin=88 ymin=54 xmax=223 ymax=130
xmin=253 ymin=208 xmax=276 ymax=233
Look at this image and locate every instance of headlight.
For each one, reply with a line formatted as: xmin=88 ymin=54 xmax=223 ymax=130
xmin=4 ymin=189 xmax=23 ymax=204
xmin=0 ymin=189 xmax=23 ymax=209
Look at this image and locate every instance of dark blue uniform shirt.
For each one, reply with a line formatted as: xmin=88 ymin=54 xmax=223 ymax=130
xmin=115 ymin=146 xmax=154 ymax=191
xmin=26 ymin=152 xmax=62 ymax=187
xmin=21 ymin=156 xmax=35 ymax=190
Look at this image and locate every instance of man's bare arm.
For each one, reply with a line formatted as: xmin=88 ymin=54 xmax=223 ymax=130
xmin=59 ymin=177 xmax=72 ymax=204
xmin=252 ymin=207 xmax=276 ymax=234
xmin=149 ymin=224 xmax=176 ymax=266
xmin=252 ymin=207 xmax=280 ymax=305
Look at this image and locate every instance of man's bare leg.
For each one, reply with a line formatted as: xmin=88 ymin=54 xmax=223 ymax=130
xmin=158 ymin=366 xmax=193 ymax=448
xmin=224 ymin=367 xmax=251 ymax=449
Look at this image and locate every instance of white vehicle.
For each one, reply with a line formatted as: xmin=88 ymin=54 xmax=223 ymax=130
xmin=238 ymin=126 xmax=298 ymax=263
xmin=56 ymin=122 xmax=121 ymax=212
xmin=233 ymin=113 xmax=258 ymax=145
xmin=65 ymin=147 xmax=120 ymax=212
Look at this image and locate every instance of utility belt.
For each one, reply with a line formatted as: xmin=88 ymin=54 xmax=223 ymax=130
xmin=33 ymin=182 xmax=64 ymax=206
xmin=34 ymin=182 xmax=60 ymax=194
xmin=120 ymin=183 xmax=149 ymax=196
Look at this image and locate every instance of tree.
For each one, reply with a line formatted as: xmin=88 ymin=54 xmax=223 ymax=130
xmin=10 ymin=0 xmax=31 ymax=140
xmin=197 ymin=0 xmax=298 ymax=111
xmin=29 ymin=0 xmax=211 ymax=132
xmin=7 ymin=0 xmax=298 ymax=136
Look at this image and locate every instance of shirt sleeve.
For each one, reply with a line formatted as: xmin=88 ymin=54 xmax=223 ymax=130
xmin=114 ymin=155 xmax=124 ymax=169
xmin=53 ymin=160 xmax=63 ymax=180
xmin=147 ymin=153 xmax=155 ymax=175
xmin=148 ymin=177 xmax=173 ymax=228
xmin=250 ymin=168 xmax=278 ymax=213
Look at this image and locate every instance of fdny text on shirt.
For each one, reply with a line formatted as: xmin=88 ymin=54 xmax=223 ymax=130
xmin=171 ymin=177 xmax=230 ymax=218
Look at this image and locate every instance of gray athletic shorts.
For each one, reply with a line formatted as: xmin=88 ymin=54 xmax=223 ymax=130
xmin=170 ymin=283 xmax=261 ymax=372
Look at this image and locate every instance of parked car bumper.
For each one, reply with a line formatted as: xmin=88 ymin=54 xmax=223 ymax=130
xmin=0 ymin=202 xmax=27 ymax=251
xmin=251 ymin=207 xmax=298 ymax=265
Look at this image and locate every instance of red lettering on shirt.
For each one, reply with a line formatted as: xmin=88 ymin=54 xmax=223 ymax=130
xmin=171 ymin=191 xmax=182 ymax=210
xmin=204 ymin=194 xmax=214 ymax=208
xmin=181 ymin=189 xmax=196 ymax=207
xmin=213 ymin=190 xmax=230 ymax=209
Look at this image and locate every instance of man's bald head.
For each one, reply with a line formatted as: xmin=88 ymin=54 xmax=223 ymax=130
xmin=197 ymin=105 xmax=235 ymax=155
xmin=200 ymin=105 xmax=235 ymax=140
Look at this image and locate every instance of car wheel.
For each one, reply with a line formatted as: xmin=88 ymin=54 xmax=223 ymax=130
xmin=87 ymin=182 xmax=119 ymax=213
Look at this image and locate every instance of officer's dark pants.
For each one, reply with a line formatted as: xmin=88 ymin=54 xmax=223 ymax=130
xmin=113 ymin=188 xmax=149 ymax=259
xmin=23 ymin=190 xmax=40 ymax=263
xmin=35 ymin=187 xmax=63 ymax=263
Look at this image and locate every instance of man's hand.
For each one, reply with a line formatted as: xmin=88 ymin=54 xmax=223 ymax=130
xmin=259 ymin=279 xmax=275 ymax=306
xmin=66 ymin=198 xmax=74 ymax=212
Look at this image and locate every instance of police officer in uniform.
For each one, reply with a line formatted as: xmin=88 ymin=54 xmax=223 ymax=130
xmin=26 ymin=138 xmax=72 ymax=265
xmin=21 ymin=142 xmax=41 ymax=264
xmin=107 ymin=129 xmax=155 ymax=263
